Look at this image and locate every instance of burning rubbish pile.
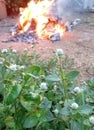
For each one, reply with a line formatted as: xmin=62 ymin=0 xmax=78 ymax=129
xmin=3 ymin=0 xmax=80 ymax=44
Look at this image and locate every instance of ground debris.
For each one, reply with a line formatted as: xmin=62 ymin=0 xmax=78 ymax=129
xmin=2 ymin=30 xmax=37 ymax=44
xmin=50 ymin=33 xmax=60 ymax=42
xmin=2 ymin=17 xmax=81 ymax=44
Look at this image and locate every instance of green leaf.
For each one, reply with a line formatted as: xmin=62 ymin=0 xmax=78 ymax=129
xmin=38 ymin=110 xmax=54 ymax=122
xmin=86 ymin=77 xmax=94 ymax=88
xmin=46 ymin=74 xmax=60 ymax=82
xmin=23 ymin=115 xmax=38 ymax=128
xmin=24 ymin=74 xmax=31 ymax=82
xmin=20 ymin=98 xmax=32 ymax=112
xmin=90 ymin=77 xmax=94 ymax=83
xmin=5 ymin=116 xmax=15 ymax=128
xmin=90 ymin=77 xmax=94 ymax=87
xmin=83 ymin=119 xmax=91 ymax=127
xmin=6 ymin=85 xmax=22 ymax=105
xmin=60 ymin=107 xmax=70 ymax=116
xmin=28 ymin=65 xmax=41 ymax=76
xmin=79 ymin=105 xmax=93 ymax=115
xmin=66 ymin=71 xmax=80 ymax=80
xmin=70 ymin=120 xmax=82 ymax=130
xmin=39 ymin=97 xmax=52 ymax=110
xmin=0 ymin=103 xmax=4 ymax=113
xmin=45 ymin=111 xmax=54 ymax=121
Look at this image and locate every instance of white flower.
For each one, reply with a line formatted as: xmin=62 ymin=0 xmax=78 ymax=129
xmin=56 ymin=49 xmax=64 ymax=57
xmin=40 ymin=82 xmax=48 ymax=90
xmin=12 ymin=49 xmax=17 ymax=53
xmin=73 ymin=87 xmax=83 ymax=94
xmin=0 ymin=61 xmax=3 ymax=65
xmin=54 ymin=85 xmax=58 ymax=91
xmin=71 ymin=102 xmax=79 ymax=109
xmin=19 ymin=65 xmax=26 ymax=69
xmin=9 ymin=64 xmax=17 ymax=71
xmin=24 ymin=48 xmax=28 ymax=51
xmin=53 ymin=109 xmax=59 ymax=114
xmin=86 ymin=98 xmax=90 ymax=103
xmin=89 ymin=116 xmax=94 ymax=125
xmin=30 ymin=92 xmax=38 ymax=98
xmin=86 ymin=98 xmax=93 ymax=103
xmin=59 ymin=101 xmax=63 ymax=104
xmin=1 ymin=49 xmax=8 ymax=53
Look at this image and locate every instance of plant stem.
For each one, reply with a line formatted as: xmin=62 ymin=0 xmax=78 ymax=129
xmin=81 ymin=116 xmax=84 ymax=130
xmin=82 ymin=92 xmax=85 ymax=130
xmin=82 ymin=92 xmax=85 ymax=105
xmin=59 ymin=57 xmax=67 ymax=101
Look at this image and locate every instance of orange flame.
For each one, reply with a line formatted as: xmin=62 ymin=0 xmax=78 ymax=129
xmin=18 ymin=0 xmax=66 ymax=39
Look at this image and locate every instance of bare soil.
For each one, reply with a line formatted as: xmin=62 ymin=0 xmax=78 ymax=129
xmin=0 ymin=12 xmax=94 ymax=80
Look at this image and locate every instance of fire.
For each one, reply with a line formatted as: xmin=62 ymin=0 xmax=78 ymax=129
xmin=18 ymin=0 xmax=66 ymax=39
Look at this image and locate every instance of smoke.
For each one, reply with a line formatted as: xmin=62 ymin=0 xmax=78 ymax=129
xmin=54 ymin=0 xmax=83 ymax=21
xmin=83 ymin=0 xmax=94 ymax=9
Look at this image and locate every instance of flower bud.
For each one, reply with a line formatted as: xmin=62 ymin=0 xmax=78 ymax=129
xmin=56 ymin=49 xmax=64 ymax=57
xmin=0 ymin=61 xmax=3 ymax=65
xmin=73 ymin=87 xmax=83 ymax=94
xmin=1 ymin=49 xmax=8 ymax=53
xmin=9 ymin=64 xmax=17 ymax=71
xmin=53 ymin=109 xmax=59 ymax=114
xmin=71 ymin=102 xmax=79 ymax=109
xmin=12 ymin=49 xmax=17 ymax=53
xmin=40 ymin=82 xmax=48 ymax=90
xmin=89 ymin=116 xmax=94 ymax=125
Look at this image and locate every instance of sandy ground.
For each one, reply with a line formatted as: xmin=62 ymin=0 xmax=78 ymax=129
xmin=0 ymin=12 xmax=94 ymax=80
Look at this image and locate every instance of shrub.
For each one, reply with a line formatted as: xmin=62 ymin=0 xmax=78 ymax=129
xmin=0 ymin=48 xmax=94 ymax=130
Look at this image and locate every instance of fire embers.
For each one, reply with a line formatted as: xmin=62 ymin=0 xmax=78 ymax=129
xmin=3 ymin=17 xmax=67 ymax=44
xmin=3 ymin=0 xmax=69 ymax=43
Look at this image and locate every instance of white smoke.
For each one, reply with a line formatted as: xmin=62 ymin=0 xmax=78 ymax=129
xmin=54 ymin=0 xmax=83 ymax=20
xmin=55 ymin=0 xmax=94 ymax=17
xmin=83 ymin=0 xmax=94 ymax=9
xmin=54 ymin=0 xmax=73 ymax=22
xmin=56 ymin=0 xmax=71 ymax=16
xmin=50 ymin=0 xmax=83 ymax=22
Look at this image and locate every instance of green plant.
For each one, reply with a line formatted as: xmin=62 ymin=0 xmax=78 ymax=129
xmin=0 ymin=48 xmax=94 ymax=130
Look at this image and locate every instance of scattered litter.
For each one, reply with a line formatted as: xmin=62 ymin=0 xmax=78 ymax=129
xmin=65 ymin=21 xmax=72 ymax=32
xmin=9 ymin=24 xmax=18 ymax=33
xmin=71 ymin=18 xmax=81 ymax=26
xmin=50 ymin=33 xmax=60 ymax=42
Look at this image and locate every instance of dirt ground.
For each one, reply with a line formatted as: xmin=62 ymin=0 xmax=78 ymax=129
xmin=0 ymin=12 xmax=94 ymax=80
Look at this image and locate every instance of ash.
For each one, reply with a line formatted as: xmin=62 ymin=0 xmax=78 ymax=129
xmin=2 ymin=25 xmax=37 ymax=44
xmin=2 ymin=18 xmax=80 ymax=43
